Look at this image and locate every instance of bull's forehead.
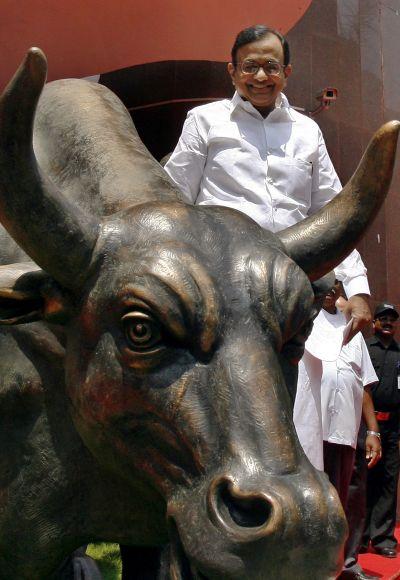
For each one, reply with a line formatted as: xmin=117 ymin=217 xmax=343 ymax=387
xmin=86 ymin=202 xmax=314 ymax=346
xmin=98 ymin=201 xmax=285 ymax=274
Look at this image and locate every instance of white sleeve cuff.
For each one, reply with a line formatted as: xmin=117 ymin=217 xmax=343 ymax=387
xmin=339 ymin=274 xmax=370 ymax=298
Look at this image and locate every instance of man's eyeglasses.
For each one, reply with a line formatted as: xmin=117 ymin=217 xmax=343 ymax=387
xmin=238 ymin=60 xmax=285 ymax=77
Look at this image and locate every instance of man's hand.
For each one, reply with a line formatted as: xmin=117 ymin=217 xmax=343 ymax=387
xmin=336 ymin=294 xmax=372 ymax=343
xmin=365 ymin=433 xmax=382 ymax=468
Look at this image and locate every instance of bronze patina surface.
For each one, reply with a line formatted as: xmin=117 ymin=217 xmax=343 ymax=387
xmin=0 ymin=48 xmax=398 ymax=579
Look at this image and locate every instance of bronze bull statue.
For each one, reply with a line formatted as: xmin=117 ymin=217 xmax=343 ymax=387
xmin=0 ymin=48 xmax=398 ymax=579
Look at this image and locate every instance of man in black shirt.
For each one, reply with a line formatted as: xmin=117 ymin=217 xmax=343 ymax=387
xmin=364 ymin=302 xmax=400 ymax=558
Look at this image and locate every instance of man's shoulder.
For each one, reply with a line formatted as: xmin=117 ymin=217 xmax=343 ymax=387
xmin=288 ymin=106 xmax=321 ymax=131
xmin=187 ymin=99 xmax=231 ymax=121
xmin=391 ymin=338 xmax=400 ymax=350
xmin=366 ymin=336 xmax=385 ymax=353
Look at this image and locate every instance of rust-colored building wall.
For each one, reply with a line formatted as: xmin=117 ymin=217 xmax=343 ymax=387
xmin=285 ymin=0 xmax=400 ymax=312
xmin=0 ymin=0 xmax=311 ymax=88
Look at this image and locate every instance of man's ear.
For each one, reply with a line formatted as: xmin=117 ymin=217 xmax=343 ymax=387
xmin=0 ymin=263 xmax=72 ymax=325
xmin=227 ymin=62 xmax=236 ymax=86
xmin=284 ymin=64 xmax=292 ymax=79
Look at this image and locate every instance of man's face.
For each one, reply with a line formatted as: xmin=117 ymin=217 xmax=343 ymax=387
xmin=322 ymin=280 xmax=342 ymax=312
xmin=227 ymin=33 xmax=292 ymax=115
xmin=374 ymin=313 xmax=398 ymax=338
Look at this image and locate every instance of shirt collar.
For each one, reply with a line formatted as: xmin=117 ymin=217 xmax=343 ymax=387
xmin=230 ymin=91 xmax=295 ymax=121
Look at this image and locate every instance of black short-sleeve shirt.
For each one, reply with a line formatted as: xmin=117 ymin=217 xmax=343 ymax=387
xmin=366 ymin=336 xmax=400 ymax=411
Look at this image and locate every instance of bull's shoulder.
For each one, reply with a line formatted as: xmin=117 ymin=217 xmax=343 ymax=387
xmin=0 ymin=325 xmax=64 ymax=494
xmin=0 ymin=323 xmax=65 ymax=412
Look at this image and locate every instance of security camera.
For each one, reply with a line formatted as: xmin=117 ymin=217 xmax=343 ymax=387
xmin=309 ymin=87 xmax=338 ymax=116
xmin=316 ymin=87 xmax=338 ymax=102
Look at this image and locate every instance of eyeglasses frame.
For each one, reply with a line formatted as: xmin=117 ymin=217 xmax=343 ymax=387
xmin=235 ymin=60 xmax=287 ymax=77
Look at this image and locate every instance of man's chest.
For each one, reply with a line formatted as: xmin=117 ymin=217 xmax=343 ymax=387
xmin=368 ymin=344 xmax=400 ymax=381
xmin=207 ymin=118 xmax=318 ymax=162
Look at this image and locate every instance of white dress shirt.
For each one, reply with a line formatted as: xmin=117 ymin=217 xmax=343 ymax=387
xmin=320 ymin=310 xmax=378 ymax=449
xmin=294 ymin=309 xmax=378 ymax=469
xmin=293 ymin=350 xmax=324 ymax=470
xmin=165 ymin=92 xmax=370 ymax=297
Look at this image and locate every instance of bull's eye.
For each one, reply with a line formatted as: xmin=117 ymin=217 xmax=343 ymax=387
xmin=122 ymin=311 xmax=162 ymax=351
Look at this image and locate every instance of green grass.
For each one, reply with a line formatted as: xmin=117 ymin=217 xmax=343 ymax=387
xmin=86 ymin=543 xmax=122 ymax=580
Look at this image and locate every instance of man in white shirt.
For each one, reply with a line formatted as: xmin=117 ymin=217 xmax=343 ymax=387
xmin=295 ymin=280 xmax=381 ymax=580
xmin=164 ymin=24 xmax=371 ymax=337
xmin=322 ymin=283 xmax=382 ymax=580
xmin=320 ymin=282 xmax=380 ymax=494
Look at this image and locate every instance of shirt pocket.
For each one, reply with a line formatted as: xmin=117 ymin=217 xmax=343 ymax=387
xmin=206 ymin=124 xmax=265 ymax=189
xmin=267 ymin=155 xmax=313 ymax=205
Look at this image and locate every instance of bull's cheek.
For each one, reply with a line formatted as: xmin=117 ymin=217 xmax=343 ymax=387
xmin=65 ymin=333 xmax=123 ymax=420
xmin=64 ymin=334 xmax=138 ymax=466
xmin=64 ymin=336 xmax=198 ymax=495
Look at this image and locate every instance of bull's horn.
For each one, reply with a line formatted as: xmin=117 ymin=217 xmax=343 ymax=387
xmin=278 ymin=121 xmax=400 ymax=281
xmin=0 ymin=48 xmax=99 ymax=291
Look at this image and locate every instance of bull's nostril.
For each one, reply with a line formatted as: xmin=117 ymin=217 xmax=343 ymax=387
xmin=217 ymin=479 xmax=273 ymax=529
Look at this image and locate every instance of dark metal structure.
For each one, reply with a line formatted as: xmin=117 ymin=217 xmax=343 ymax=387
xmin=0 ymin=48 xmax=398 ymax=579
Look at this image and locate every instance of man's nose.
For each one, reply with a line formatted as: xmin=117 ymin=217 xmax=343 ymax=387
xmin=254 ymin=67 xmax=269 ymax=81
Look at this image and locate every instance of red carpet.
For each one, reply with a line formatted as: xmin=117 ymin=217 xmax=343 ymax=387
xmin=358 ymin=524 xmax=400 ymax=579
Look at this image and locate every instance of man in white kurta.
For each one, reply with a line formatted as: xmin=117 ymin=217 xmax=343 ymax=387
xmin=294 ymin=281 xmax=381 ymax=580
xmin=294 ymin=290 xmax=378 ymax=472
xmin=321 ymin=311 xmax=377 ymax=458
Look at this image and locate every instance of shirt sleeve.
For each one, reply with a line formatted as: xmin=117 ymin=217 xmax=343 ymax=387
xmin=164 ymin=112 xmax=207 ymax=204
xmin=309 ymin=128 xmax=342 ymax=214
xmin=334 ymin=250 xmax=370 ymax=298
xmin=310 ymin=128 xmax=370 ymax=297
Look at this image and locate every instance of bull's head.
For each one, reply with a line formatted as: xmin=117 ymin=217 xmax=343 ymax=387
xmin=0 ymin=49 xmax=398 ymax=578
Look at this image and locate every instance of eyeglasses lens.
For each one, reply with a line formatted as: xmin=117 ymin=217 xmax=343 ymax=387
xmin=241 ymin=61 xmax=282 ymax=76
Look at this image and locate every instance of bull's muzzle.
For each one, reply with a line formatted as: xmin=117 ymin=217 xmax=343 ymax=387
xmin=167 ymin=465 xmax=346 ymax=579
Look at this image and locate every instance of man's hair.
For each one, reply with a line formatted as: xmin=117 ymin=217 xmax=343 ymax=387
xmin=231 ymin=24 xmax=290 ymax=67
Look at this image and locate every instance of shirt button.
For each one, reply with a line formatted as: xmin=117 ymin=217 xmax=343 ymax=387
xmin=266 ymin=177 xmax=273 ymax=184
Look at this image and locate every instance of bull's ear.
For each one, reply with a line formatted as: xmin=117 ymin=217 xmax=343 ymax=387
xmin=0 ymin=263 xmax=72 ymax=325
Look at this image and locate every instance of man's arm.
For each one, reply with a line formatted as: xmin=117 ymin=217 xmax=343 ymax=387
xmin=362 ymin=385 xmax=382 ymax=468
xmin=309 ymin=128 xmax=342 ymax=214
xmin=164 ymin=112 xmax=207 ymax=203
xmin=310 ymin=128 xmax=371 ymax=339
